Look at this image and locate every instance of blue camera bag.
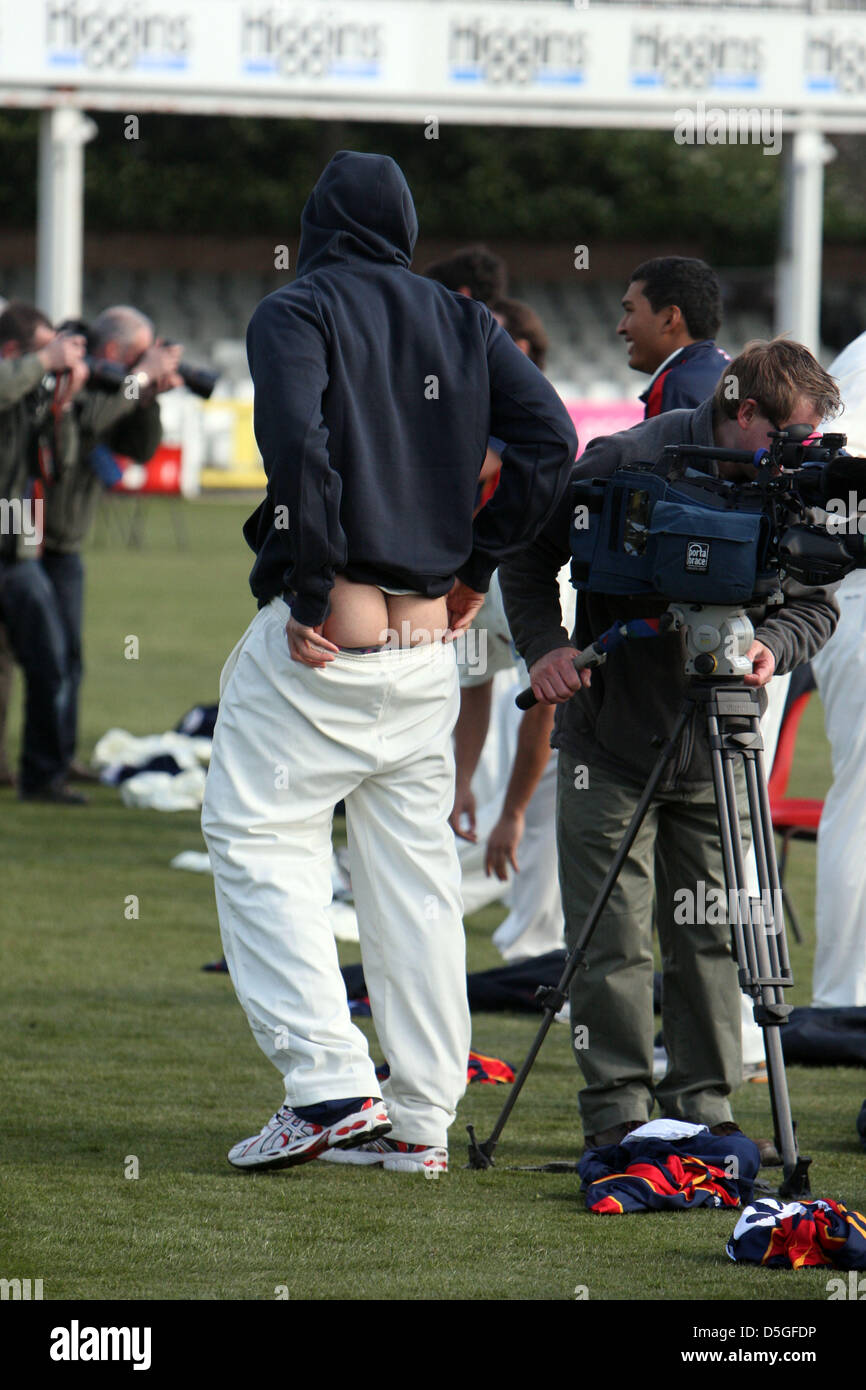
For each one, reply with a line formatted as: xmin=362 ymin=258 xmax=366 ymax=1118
xmin=570 ymin=469 xmax=768 ymax=603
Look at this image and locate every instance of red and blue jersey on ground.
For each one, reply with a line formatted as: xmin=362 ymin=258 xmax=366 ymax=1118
xmin=640 ymin=340 xmax=731 ymax=419
xmin=727 ymin=1198 xmax=866 ymax=1269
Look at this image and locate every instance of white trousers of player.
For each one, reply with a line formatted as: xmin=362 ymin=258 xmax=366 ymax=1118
xmin=201 ymin=597 xmax=470 ymax=1148
xmin=492 ymin=754 xmax=565 ymax=961
xmin=457 ymin=667 xmax=520 ymax=916
xmin=811 ymin=572 xmax=866 ymax=1007
xmin=740 ymin=671 xmax=791 ymax=1064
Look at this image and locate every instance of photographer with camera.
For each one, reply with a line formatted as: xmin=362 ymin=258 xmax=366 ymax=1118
xmin=0 ymin=301 xmax=88 ymax=802
xmin=40 ymin=306 xmax=182 ymax=780
xmin=499 ymin=339 xmax=841 ymax=1151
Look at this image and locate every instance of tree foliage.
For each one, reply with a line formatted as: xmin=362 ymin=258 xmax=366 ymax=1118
xmin=0 ymin=110 xmax=862 ymax=266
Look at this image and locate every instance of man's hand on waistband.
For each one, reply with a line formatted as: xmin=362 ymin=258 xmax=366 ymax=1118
xmin=444 ymin=579 xmax=485 ymax=641
xmin=743 ymin=639 xmax=777 ymax=687
xmin=285 ymin=616 xmax=340 ymax=668
xmin=529 ymin=646 xmax=591 ymax=705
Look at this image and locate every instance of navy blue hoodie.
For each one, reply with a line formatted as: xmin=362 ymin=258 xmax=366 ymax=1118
xmin=243 ymin=151 xmax=577 ymax=626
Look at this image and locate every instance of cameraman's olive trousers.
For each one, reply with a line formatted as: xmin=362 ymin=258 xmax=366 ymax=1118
xmin=556 ymin=750 xmax=745 ymax=1137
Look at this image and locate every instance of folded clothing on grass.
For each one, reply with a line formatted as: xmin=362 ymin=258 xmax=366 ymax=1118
xmin=781 ymin=1006 xmax=866 ymax=1067
xmin=342 ymin=953 xmax=568 ymax=1014
xmin=91 ymin=703 xmax=217 ymax=809
xmin=119 ymin=767 xmax=207 ymax=811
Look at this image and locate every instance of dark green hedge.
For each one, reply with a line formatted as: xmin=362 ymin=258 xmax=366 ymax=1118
xmin=0 ymin=111 xmax=862 ymax=267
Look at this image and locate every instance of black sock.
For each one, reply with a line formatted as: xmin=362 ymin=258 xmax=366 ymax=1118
xmin=292 ymin=1096 xmax=372 ymax=1124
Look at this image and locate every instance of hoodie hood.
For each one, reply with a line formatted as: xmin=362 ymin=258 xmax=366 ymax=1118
xmin=296 ymin=151 xmax=418 ymax=277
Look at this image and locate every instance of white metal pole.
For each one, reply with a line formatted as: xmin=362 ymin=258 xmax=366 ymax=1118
xmin=36 ymin=105 xmax=97 ymax=323
xmin=775 ymin=125 xmax=835 ymax=353
xmin=775 ymin=139 xmax=794 ymax=347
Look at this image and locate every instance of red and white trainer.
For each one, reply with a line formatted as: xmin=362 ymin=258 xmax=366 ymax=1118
xmin=228 ymin=1098 xmax=391 ymax=1171
xmin=320 ymin=1137 xmax=448 ymax=1174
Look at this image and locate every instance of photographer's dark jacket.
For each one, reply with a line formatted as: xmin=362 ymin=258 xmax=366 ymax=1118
xmin=244 ymin=151 xmax=577 ymax=626
xmin=0 ymin=354 xmax=46 ymax=503
xmin=0 ymin=353 xmax=77 ymax=563
xmin=42 ymin=390 xmax=162 ymax=554
xmin=499 ymin=397 xmax=840 ymax=791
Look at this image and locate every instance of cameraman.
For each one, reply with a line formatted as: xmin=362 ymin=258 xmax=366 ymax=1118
xmin=0 ymin=301 xmax=88 ymax=801
xmin=499 ymin=339 xmax=841 ymax=1149
xmin=40 ymin=306 xmax=181 ymax=777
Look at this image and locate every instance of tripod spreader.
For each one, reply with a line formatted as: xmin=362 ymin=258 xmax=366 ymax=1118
xmin=535 ymin=983 xmax=575 ymax=1014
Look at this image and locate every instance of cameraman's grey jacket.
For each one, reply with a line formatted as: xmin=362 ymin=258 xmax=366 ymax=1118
xmin=499 ymin=397 xmax=840 ymax=791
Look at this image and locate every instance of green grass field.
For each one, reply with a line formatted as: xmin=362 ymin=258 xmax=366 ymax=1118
xmin=1 ymin=496 xmax=864 ymax=1304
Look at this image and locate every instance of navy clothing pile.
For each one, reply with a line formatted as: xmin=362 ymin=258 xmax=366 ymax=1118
xmin=341 ymin=954 xmax=568 ymax=1015
xmin=175 ymin=704 xmax=219 ymax=740
xmin=579 ymin=1121 xmax=760 ymax=1214
xmin=727 ymin=1198 xmax=866 ymax=1269
xmin=781 ymin=1006 xmax=866 ymax=1067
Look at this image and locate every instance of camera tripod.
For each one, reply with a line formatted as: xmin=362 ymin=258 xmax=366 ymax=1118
xmin=467 ymin=603 xmax=813 ymax=1199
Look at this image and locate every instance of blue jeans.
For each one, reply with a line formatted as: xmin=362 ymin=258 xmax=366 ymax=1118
xmin=0 ymin=559 xmax=68 ymax=793
xmin=40 ymin=551 xmax=84 ymax=766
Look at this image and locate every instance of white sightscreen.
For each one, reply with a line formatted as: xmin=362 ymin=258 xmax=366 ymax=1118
xmin=1 ymin=1 xmax=866 ymax=121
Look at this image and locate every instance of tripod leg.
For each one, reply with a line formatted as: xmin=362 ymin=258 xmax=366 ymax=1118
xmin=705 ymin=689 xmax=810 ymax=1196
xmin=781 ymin=885 xmax=803 ymax=945
xmin=741 ymin=752 xmax=803 ymax=1180
xmin=467 ymin=701 xmax=694 ymax=1169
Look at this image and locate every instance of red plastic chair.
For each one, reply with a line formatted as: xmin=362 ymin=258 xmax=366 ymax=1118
xmin=768 ymin=690 xmax=823 ymax=942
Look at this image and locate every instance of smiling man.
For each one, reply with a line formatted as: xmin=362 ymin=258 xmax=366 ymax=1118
xmin=618 ymin=257 xmax=730 ymax=419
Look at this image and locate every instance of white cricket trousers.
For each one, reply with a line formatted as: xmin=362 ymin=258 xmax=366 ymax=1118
xmin=492 ymin=755 xmax=565 ymax=961
xmin=811 ymin=572 xmax=866 ymax=1007
xmin=201 ymin=597 xmax=470 ymax=1147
